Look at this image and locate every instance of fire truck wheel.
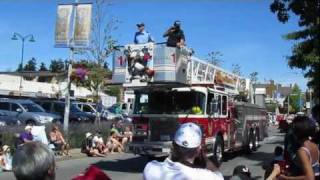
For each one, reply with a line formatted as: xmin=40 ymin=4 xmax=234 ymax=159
xmin=213 ymin=136 xmax=224 ymax=164
xmin=247 ymin=130 xmax=257 ymax=153
xmin=255 ymin=128 xmax=260 ymax=148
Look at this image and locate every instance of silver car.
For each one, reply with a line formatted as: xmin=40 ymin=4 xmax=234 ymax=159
xmin=0 ymin=99 xmax=62 ymax=125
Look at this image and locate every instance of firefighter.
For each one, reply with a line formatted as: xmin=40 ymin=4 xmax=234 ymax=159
xmin=192 ymin=106 xmax=203 ymax=115
xmin=143 ymin=123 xmax=223 ymax=180
xmin=134 ymin=23 xmax=154 ymax=44
xmin=163 ymin=20 xmax=185 ymax=48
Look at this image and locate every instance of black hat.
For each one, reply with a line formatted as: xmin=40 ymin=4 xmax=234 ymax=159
xmin=233 ymin=165 xmax=251 ymax=178
xmin=174 ymin=20 xmax=181 ymax=27
xmin=136 ymin=23 xmax=145 ymax=27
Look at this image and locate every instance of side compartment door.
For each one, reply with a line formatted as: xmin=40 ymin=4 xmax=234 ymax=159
xmin=234 ymin=105 xmax=245 ymax=147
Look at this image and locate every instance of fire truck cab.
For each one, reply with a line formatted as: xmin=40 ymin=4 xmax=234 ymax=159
xmin=112 ymin=43 xmax=268 ymax=162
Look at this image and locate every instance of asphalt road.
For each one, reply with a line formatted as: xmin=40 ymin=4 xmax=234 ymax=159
xmin=0 ymin=126 xmax=283 ymax=180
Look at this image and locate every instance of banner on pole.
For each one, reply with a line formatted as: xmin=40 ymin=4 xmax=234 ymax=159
xmin=55 ymin=4 xmax=73 ymax=48
xmin=74 ymin=4 xmax=92 ymax=47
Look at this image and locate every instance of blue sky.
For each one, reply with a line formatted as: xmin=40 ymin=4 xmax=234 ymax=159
xmin=0 ymin=0 xmax=308 ymax=90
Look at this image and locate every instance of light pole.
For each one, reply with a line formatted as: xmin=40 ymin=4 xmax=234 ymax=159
xmin=11 ymin=33 xmax=35 ymax=96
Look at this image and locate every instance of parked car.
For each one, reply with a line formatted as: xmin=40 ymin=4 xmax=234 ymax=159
xmin=74 ymin=102 xmax=97 ymax=115
xmin=0 ymin=111 xmax=20 ymax=126
xmin=34 ymin=100 xmax=95 ymax=123
xmin=0 ymin=99 xmax=62 ymax=125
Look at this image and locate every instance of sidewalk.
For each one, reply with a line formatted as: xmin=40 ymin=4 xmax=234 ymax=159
xmin=55 ymin=148 xmax=87 ymax=162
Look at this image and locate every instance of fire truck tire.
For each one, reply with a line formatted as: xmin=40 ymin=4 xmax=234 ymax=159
xmin=213 ymin=136 xmax=224 ymax=164
xmin=246 ymin=129 xmax=257 ymax=153
xmin=255 ymin=128 xmax=260 ymax=148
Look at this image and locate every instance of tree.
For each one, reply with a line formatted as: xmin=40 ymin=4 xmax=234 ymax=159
xmin=78 ymin=0 xmax=118 ymax=66
xmin=76 ymin=0 xmax=118 ymax=100
xmin=71 ymin=60 xmax=111 ymax=101
xmin=289 ymin=84 xmax=302 ymax=113
xmin=16 ymin=63 xmax=23 ymax=72
xmin=49 ymin=59 xmax=65 ymax=72
xmin=104 ymin=85 xmax=121 ymax=102
xmin=24 ymin=57 xmax=37 ymax=71
xmin=232 ymin=63 xmax=242 ymax=76
xmin=249 ymin=72 xmax=259 ymax=84
xmin=270 ymin=0 xmax=320 ymax=98
xmin=39 ymin=62 xmax=48 ymax=71
xmin=206 ymin=51 xmax=223 ymax=66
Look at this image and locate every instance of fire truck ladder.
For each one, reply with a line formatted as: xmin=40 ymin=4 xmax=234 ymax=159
xmin=111 ymin=44 xmax=251 ymax=96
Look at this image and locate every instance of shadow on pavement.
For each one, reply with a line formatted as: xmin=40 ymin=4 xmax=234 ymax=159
xmin=224 ymin=175 xmax=262 ymax=180
xmin=223 ymin=147 xmax=277 ymax=168
xmin=264 ymin=139 xmax=284 ymax=145
xmin=93 ymin=155 xmax=148 ymax=173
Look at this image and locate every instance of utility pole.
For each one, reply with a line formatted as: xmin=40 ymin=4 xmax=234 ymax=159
xmin=287 ymin=95 xmax=290 ymax=115
xmin=63 ymin=0 xmax=78 ymax=134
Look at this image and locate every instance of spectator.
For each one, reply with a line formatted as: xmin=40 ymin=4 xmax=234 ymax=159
xmin=230 ymin=165 xmax=251 ymax=180
xmin=143 ymin=123 xmax=223 ymax=180
xmin=0 ymin=145 xmax=12 ymax=171
xmin=93 ymin=131 xmax=108 ymax=154
xmin=266 ymin=164 xmax=281 ymax=180
xmin=163 ymin=20 xmax=185 ymax=48
xmin=49 ymin=125 xmax=69 ymax=156
xmin=81 ymin=132 xmax=105 ymax=157
xmin=273 ymin=146 xmax=284 ymax=162
xmin=284 ymin=122 xmax=303 ymax=176
xmin=19 ymin=125 xmax=33 ymax=144
xmin=72 ymin=165 xmax=111 ymax=180
xmin=106 ymin=131 xmax=124 ymax=153
xmin=110 ymin=123 xmax=120 ymax=135
xmin=121 ymin=126 xmax=133 ymax=148
xmin=281 ymin=116 xmax=319 ymax=179
xmin=12 ymin=142 xmax=55 ymax=180
xmin=311 ymin=104 xmax=320 ymax=123
xmin=134 ymin=23 xmax=154 ymax=44
xmin=264 ymin=146 xmax=284 ymax=179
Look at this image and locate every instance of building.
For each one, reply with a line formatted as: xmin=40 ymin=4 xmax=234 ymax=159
xmin=0 ymin=71 xmax=66 ymax=83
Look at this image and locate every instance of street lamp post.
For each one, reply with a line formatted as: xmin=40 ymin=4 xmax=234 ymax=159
xmin=11 ymin=33 xmax=35 ymax=96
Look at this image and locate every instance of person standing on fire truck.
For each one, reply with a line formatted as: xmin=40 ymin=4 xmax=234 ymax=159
xmin=134 ymin=23 xmax=154 ymax=44
xmin=143 ymin=123 xmax=224 ymax=180
xmin=163 ymin=20 xmax=185 ymax=48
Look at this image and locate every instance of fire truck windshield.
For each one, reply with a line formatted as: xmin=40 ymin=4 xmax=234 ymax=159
xmin=134 ymin=90 xmax=206 ymax=114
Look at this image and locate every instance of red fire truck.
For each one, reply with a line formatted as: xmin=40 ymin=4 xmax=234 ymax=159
xmin=112 ymin=43 xmax=268 ymax=163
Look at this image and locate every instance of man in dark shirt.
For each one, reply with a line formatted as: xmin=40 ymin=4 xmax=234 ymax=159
xmin=163 ymin=20 xmax=185 ymax=48
xmin=19 ymin=125 xmax=33 ymax=144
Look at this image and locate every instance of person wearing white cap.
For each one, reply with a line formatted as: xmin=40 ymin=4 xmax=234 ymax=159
xmin=81 ymin=132 xmax=105 ymax=157
xmin=143 ymin=123 xmax=224 ymax=180
xmin=0 ymin=145 xmax=12 ymax=171
xmin=19 ymin=125 xmax=33 ymax=144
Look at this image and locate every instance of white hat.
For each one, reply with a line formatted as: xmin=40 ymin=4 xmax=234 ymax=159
xmin=174 ymin=123 xmax=202 ymax=148
xmin=25 ymin=125 xmax=32 ymax=130
xmin=86 ymin=132 xmax=92 ymax=138
xmin=2 ymin=145 xmax=10 ymax=152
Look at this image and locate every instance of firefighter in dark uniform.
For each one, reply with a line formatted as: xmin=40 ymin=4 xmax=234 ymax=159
xmin=163 ymin=20 xmax=185 ymax=48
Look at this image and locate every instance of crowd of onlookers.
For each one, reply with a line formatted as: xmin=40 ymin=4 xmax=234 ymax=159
xmin=1 ymin=104 xmax=319 ymax=180
xmin=81 ymin=122 xmax=133 ymax=157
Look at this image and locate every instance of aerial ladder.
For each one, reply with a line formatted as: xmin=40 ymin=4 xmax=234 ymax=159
xmin=112 ymin=43 xmax=253 ymax=101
